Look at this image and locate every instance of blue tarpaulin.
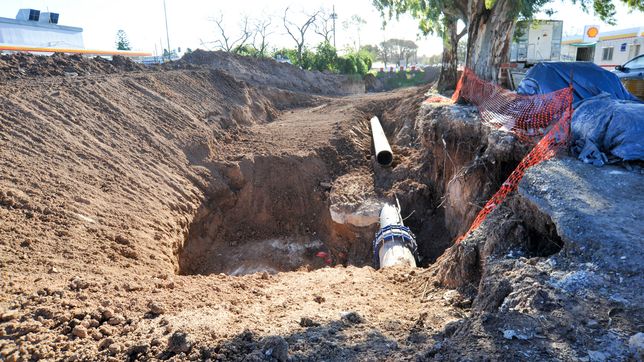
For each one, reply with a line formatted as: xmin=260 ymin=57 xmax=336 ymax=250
xmin=517 ymin=62 xmax=641 ymax=106
xmin=571 ymin=94 xmax=644 ymax=165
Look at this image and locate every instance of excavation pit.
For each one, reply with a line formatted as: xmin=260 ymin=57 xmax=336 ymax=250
xmin=177 ymin=154 xmax=381 ymax=276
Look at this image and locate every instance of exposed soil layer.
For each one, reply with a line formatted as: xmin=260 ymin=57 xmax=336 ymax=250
xmin=1 ymin=53 xmax=642 ymax=361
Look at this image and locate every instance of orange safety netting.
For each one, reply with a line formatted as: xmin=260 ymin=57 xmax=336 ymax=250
xmin=451 ymin=68 xmax=573 ymax=141
xmin=425 ymin=68 xmax=573 ymax=243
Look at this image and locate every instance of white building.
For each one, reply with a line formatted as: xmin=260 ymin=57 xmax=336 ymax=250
xmin=0 ymin=9 xmax=84 ymax=49
xmin=561 ymin=27 xmax=643 ymax=68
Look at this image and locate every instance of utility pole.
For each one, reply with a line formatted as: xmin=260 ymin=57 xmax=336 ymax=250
xmin=331 ymin=5 xmax=337 ymax=49
xmin=163 ymin=0 xmax=171 ymax=61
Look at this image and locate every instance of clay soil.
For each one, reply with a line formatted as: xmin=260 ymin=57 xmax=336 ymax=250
xmin=0 ymin=53 xmax=463 ymax=361
xmin=1 ymin=52 xmax=642 ymax=362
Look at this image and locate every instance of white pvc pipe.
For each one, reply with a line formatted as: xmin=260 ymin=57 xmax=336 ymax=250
xmin=377 ymin=203 xmax=416 ymax=268
xmin=380 ymin=204 xmax=402 ymax=227
xmin=370 ymin=116 xmax=393 ymax=166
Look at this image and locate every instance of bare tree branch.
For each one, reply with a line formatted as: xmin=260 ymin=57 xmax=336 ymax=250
xmin=314 ymin=10 xmax=333 ymax=44
xmin=253 ymin=18 xmax=273 ymax=57
xmin=210 ymin=13 xmax=254 ymax=54
xmin=283 ymin=7 xmax=319 ymax=65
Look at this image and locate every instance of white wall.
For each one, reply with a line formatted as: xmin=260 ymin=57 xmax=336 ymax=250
xmin=594 ymin=37 xmax=642 ymax=67
xmin=0 ymin=18 xmax=83 ymax=48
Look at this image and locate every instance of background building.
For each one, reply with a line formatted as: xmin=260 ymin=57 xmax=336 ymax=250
xmin=561 ymin=27 xmax=643 ymax=68
xmin=0 ymin=8 xmax=84 ymax=49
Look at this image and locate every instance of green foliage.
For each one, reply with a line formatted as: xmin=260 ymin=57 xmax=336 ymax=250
xmin=272 ymin=48 xmax=298 ymax=64
xmin=115 ymin=30 xmax=131 ymax=51
xmin=335 ymin=51 xmax=373 ymax=75
xmin=300 ymin=48 xmax=316 ymax=70
xmin=360 ymin=45 xmax=379 ymax=62
xmin=237 ymin=45 xmax=259 ymax=57
xmin=336 ymin=57 xmax=358 ymax=74
xmin=375 ymin=69 xmax=429 ymax=88
xmin=314 ymin=42 xmax=338 ymax=72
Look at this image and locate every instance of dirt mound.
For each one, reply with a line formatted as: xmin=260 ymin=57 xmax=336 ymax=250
xmin=178 ymin=50 xmax=365 ymax=95
xmin=0 ymin=53 xmax=145 ymax=80
xmin=1 ymin=50 xmax=642 ymax=361
xmin=0 ymin=59 xmax=459 ymax=360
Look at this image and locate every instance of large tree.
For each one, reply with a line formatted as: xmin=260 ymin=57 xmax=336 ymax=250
xmin=374 ymin=0 xmax=643 ymax=88
xmin=374 ymin=0 xmax=467 ymax=91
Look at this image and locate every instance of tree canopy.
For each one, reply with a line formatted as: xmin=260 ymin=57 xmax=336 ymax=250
xmin=373 ymin=0 xmax=643 ymax=88
xmin=115 ymin=30 xmax=131 ymax=51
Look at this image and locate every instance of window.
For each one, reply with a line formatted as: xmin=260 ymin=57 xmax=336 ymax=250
xmin=602 ymin=47 xmax=614 ymax=61
xmin=28 ymin=9 xmax=40 ymax=21
xmin=624 ymin=55 xmax=644 ymax=69
xmin=49 ymin=13 xmax=59 ymax=24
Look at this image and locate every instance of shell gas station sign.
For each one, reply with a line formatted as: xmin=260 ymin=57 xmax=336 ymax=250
xmin=583 ymin=25 xmax=600 ymax=43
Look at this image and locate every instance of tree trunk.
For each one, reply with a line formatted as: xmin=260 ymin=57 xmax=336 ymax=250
xmin=465 ymin=0 xmax=517 ymax=83
xmin=437 ymin=16 xmax=460 ymax=92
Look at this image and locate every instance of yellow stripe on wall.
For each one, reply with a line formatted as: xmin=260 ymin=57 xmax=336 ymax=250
xmin=0 ymin=45 xmax=151 ymax=57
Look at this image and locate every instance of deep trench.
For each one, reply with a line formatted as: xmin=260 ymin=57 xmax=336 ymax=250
xmin=176 ymin=104 xmax=564 ymax=276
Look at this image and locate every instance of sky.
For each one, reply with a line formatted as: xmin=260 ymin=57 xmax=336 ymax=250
xmin=0 ymin=0 xmax=642 ymax=57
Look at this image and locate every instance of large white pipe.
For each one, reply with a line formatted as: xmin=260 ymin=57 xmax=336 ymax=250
xmin=370 ymin=116 xmax=393 ymax=166
xmin=374 ymin=203 xmax=417 ymax=269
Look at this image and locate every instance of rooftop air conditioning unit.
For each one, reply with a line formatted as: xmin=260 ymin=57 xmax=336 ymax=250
xmin=39 ymin=12 xmax=60 ymax=24
xmin=16 ymin=9 xmax=40 ymax=22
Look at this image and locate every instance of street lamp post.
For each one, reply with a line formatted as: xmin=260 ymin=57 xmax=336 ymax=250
xmin=331 ymin=5 xmax=337 ymax=49
xmin=163 ymin=0 xmax=171 ymax=61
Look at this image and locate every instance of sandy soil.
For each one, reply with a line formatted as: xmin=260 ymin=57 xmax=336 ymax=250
xmin=1 ymin=52 xmax=642 ymax=362
xmin=0 ymin=53 xmax=451 ymax=361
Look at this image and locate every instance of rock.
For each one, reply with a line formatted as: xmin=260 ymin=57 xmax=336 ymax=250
xmin=313 ymin=295 xmax=325 ymax=304
xmin=443 ymin=320 xmax=464 ymax=337
xmin=72 ymin=325 xmax=88 ymax=338
xmin=108 ymin=343 xmax=123 ymax=356
xmin=114 ymin=235 xmax=130 ymax=245
xmin=128 ymin=344 xmax=148 ymax=357
xmin=262 ymin=336 xmax=288 ymax=362
xmin=48 ymin=267 xmax=59 ymax=274
xmin=107 ymin=315 xmax=124 ymax=325
xmin=101 ymin=308 xmax=114 ymax=320
xmin=148 ymin=301 xmax=166 ymax=315
xmin=99 ymin=338 xmax=115 ymax=350
xmin=502 ymin=329 xmax=531 ymax=340
xmin=629 ymin=332 xmax=644 ymax=362
xmin=99 ymin=325 xmax=113 ymax=336
xmin=0 ymin=310 xmax=18 ymax=322
xmin=299 ymin=317 xmax=320 ymax=327
xmin=587 ymin=350 xmax=608 ymax=362
xmin=69 ymin=276 xmax=90 ymax=291
xmin=340 ymin=311 xmax=364 ymax=324
xmin=260 ymin=272 xmax=270 ymax=280
xmin=167 ymin=331 xmax=192 ymax=353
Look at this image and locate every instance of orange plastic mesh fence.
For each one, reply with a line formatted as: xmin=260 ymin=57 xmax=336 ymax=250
xmin=455 ymin=105 xmax=572 ymax=242
xmin=424 ymin=68 xmax=573 ymax=243
xmin=451 ymin=68 xmax=573 ymax=141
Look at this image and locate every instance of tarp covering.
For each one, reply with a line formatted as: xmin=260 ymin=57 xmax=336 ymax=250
xmin=571 ymin=93 xmax=644 ymax=165
xmin=517 ymin=62 xmax=641 ymax=105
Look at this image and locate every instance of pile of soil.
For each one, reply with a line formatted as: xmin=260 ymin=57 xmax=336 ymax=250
xmin=1 ymin=51 xmax=642 ymax=361
xmin=177 ymin=50 xmax=365 ymax=95
xmin=0 ymin=53 xmax=145 ymax=80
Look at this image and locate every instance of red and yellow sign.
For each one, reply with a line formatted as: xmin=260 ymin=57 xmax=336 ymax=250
xmin=583 ymin=25 xmax=600 ymax=42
